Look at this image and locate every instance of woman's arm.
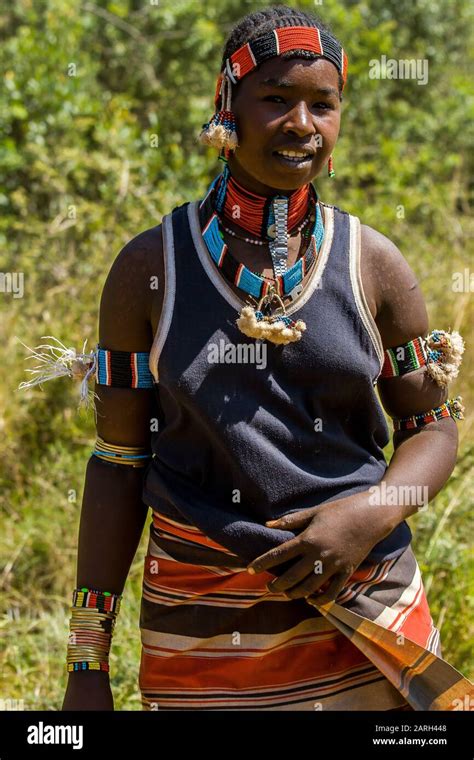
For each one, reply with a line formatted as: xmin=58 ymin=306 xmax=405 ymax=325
xmin=246 ymin=227 xmax=463 ymax=602
xmin=62 ymin=225 xmax=164 ymax=710
xmin=363 ymin=223 xmax=460 ymax=532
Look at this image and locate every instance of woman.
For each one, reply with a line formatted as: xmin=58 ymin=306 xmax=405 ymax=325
xmin=55 ymin=6 xmax=471 ymax=710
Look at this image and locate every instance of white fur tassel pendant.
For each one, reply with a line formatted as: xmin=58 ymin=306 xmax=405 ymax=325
xmin=236 ymin=291 xmax=306 ymax=346
xmin=424 ymin=329 xmax=465 ymax=387
xmin=15 ymin=335 xmax=99 ymax=413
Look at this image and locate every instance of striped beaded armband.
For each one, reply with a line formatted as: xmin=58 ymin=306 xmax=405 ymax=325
xmin=92 ymin=435 xmax=153 ymax=468
xmin=380 ymin=329 xmax=465 ymax=387
xmin=96 ymin=346 xmax=154 ymax=388
xmin=381 ymin=336 xmax=427 ymax=377
xmin=392 ymin=396 xmax=465 ymax=431
xmin=72 ymin=586 xmax=122 ymax=614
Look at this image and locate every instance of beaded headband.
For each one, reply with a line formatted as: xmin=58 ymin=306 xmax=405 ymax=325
xmin=217 ymin=25 xmax=348 ymax=108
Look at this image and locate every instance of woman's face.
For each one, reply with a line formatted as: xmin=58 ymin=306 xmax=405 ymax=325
xmin=227 ymin=56 xmax=342 ymax=195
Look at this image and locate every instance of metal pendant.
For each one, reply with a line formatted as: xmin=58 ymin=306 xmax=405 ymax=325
xmin=257 ymin=286 xmax=286 ymax=318
xmin=268 ymin=197 xmax=289 ymax=278
xmin=287 ymin=283 xmax=304 ymax=301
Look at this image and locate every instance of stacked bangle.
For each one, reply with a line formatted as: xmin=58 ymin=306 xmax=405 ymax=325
xmin=66 ymin=586 xmax=122 ymax=673
xmin=92 ymin=436 xmax=152 ymax=467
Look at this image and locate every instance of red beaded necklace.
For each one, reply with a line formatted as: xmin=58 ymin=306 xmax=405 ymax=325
xmin=219 ymin=170 xmax=311 ymax=238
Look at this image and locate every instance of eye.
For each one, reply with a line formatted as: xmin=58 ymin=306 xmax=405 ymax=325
xmin=263 ymin=95 xmax=285 ymax=103
xmin=263 ymin=96 xmax=332 ymax=110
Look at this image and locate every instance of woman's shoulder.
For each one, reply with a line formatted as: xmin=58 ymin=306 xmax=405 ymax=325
xmin=120 ymin=222 xmax=164 ymax=261
xmin=319 ymin=203 xmax=426 ymax=345
xmin=121 ymin=202 xmax=192 ymax=260
xmin=358 ymin=222 xmax=429 ymax=348
xmin=108 ymin=202 xmax=195 ymax=329
xmin=100 ymin=222 xmax=166 ymax=336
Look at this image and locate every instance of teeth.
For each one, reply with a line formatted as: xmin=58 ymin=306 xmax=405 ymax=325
xmin=276 ymin=150 xmax=311 ymax=158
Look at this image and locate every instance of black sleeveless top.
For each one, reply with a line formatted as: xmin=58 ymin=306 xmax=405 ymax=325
xmin=142 ymin=199 xmax=412 ymax=564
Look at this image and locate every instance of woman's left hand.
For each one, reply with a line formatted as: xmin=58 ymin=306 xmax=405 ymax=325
xmin=247 ymin=492 xmax=393 ymax=603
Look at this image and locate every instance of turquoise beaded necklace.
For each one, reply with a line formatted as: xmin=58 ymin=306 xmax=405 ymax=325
xmin=199 ymin=163 xmax=324 ymax=345
xmin=197 ymin=167 xmax=325 ymax=345
xmin=199 ymin=170 xmax=324 ymax=303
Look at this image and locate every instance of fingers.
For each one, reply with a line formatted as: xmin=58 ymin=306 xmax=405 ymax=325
xmin=280 ymin=567 xmax=352 ymax=601
xmin=281 ymin=569 xmax=333 ymax=600
xmin=308 ymin=572 xmax=351 ymax=605
xmin=266 ymin=557 xmax=314 ymax=594
xmin=266 ymin=507 xmax=317 ymax=532
xmin=246 ymin=538 xmax=301 ymax=574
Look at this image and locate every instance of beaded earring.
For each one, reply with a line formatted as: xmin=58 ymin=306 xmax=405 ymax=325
xmin=198 ymin=72 xmax=239 ymax=151
xmin=327 ymin=155 xmax=335 ymax=178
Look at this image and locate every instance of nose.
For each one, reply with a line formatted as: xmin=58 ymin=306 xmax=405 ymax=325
xmin=283 ymin=101 xmax=316 ymax=137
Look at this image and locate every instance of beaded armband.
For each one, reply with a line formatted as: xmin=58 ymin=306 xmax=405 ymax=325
xmin=392 ymin=396 xmax=465 ymax=431
xmin=95 ymin=347 xmax=154 ymax=388
xmin=17 ymin=336 xmax=156 ymax=413
xmin=381 ymin=329 xmax=465 ymax=388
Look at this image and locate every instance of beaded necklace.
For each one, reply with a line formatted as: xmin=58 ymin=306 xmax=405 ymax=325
xmin=218 ymin=212 xmax=311 ymax=247
xmin=218 ymin=164 xmax=311 ymax=239
xmin=198 ymin=167 xmax=325 ymax=345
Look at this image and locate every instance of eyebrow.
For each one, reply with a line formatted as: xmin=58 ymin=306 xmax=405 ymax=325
xmin=257 ymin=77 xmax=339 ymax=97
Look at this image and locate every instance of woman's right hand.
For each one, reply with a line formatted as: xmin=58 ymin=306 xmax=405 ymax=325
xmin=62 ymin=671 xmax=114 ymax=711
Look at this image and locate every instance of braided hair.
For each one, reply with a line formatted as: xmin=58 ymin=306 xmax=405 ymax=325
xmin=221 ymin=5 xmax=344 ymax=96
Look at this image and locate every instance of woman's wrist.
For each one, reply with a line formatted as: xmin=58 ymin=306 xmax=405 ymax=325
xmin=363 ymin=487 xmax=419 ymax=538
xmin=343 ymin=491 xmax=404 ymax=548
xmin=66 ymin=586 xmax=122 ymax=675
xmin=67 ymin=670 xmax=110 ymax=687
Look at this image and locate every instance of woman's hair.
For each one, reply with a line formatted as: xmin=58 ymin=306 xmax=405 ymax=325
xmin=221 ymin=4 xmax=344 ymax=95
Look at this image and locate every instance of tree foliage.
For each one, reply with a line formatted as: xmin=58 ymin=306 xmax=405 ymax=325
xmin=1 ymin=0 xmax=472 ymax=706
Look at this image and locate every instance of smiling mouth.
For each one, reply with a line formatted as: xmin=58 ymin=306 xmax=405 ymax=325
xmin=273 ymin=151 xmax=314 ymax=167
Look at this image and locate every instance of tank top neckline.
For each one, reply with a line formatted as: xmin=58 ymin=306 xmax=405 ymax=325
xmin=187 ymin=200 xmax=336 ymax=317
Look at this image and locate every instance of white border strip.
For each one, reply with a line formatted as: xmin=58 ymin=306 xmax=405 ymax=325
xmin=149 ymin=213 xmax=176 ymax=383
xmin=348 ymin=214 xmax=384 ymax=376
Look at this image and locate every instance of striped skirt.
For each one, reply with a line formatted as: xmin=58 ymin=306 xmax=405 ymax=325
xmin=138 ymin=510 xmax=473 ymax=711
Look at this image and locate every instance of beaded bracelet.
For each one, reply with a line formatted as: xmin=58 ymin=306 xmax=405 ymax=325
xmin=92 ymin=436 xmax=153 ymax=468
xmin=66 ymin=586 xmax=122 ymax=673
xmin=68 ymin=664 xmax=110 ymax=673
xmin=392 ymin=396 xmax=465 ymax=431
xmin=72 ymin=586 xmax=122 ymax=614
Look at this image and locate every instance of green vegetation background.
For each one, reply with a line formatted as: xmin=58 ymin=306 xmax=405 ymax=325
xmin=1 ymin=0 xmax=472 ymax=710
